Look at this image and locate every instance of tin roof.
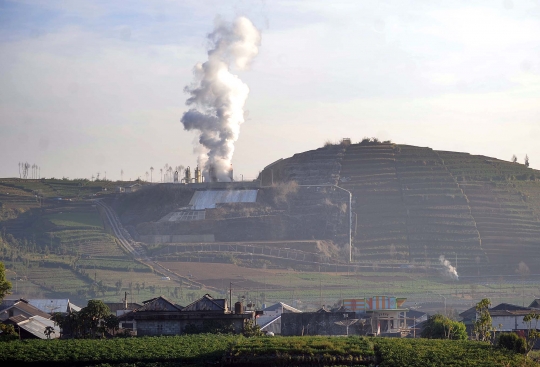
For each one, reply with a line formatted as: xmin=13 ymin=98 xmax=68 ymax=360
xmin=182 ymin=294 xmax=227 ymax=312
xmin=19 ymin=316 xmax=59 ymax=339
xmin=28 ymin=299 xmax=81 ymax=314
xmin=189 ymin=190 xmax=258 ymax=210
xmin=263 ymin=302 xmax=302 ymax=314
xmin=1 ymin=300 xmax=51 ymax=319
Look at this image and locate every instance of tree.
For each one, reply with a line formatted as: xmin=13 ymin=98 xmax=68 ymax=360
xmin=497 ymin=332 xmax=527 ymax=354
xmin=44 ymin=325 xmax=55 ymax=339
xmin=243 ymin=319 xmax=263 ymax=337
xmin=525 ymin=155 xmax=530 ymax=167
xmin=150 ymin=167 xmax=154 ymax=182
xmin=80 ymin=300 xmax=110 ymax=338
xmin=103 ymin=314 xmax=119 ymax=336
xmin=0 ymin=322 xmax=18 ymax=341
xmin=421 ymin=314 xmax=467 ymax=340
xmin=512 ymin=154 xmax=518 ymax=163
xmin=523 ymin=311 xmax=540 ymax=356
xmin=474 ymin=298 xmax=493 ymax=342
xmin=0 ymin=262 xmax=12 ymax=303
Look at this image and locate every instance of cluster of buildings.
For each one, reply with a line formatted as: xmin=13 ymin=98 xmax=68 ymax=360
xmin=1 ymin=295 xmax=539 ymax=340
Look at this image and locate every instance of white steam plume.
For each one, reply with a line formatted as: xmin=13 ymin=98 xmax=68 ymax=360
xmin=181 ymin=16 xmax=261 ymax=182
xmin=439 ymin=255 xmax=459 ymax=280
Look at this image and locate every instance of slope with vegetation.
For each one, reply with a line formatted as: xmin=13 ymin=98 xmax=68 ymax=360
xmin=260 ymin=140 xmax=540 ymax=274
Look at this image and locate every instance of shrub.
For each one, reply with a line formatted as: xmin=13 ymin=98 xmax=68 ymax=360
xmin=421 ymin=314 xmax=467 ymax=340
xmin=497 ymin=333 xmax=527 ymax=354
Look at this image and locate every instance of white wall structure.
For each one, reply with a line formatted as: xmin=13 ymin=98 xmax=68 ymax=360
xmin=189 ymin=190 xmax=258 ymax=210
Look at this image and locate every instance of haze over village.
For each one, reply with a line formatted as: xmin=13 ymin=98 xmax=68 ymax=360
xmin=2 ymin=1 xmax=540 ymax=366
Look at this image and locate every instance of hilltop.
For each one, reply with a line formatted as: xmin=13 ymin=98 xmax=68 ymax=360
xmin=259 ymin=141 xmax=540 ymax=275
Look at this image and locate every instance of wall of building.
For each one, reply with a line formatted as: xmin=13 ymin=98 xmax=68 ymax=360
xmin=134 ymin=317 xmax=246 ymax=336
xmin=281 ymin=312 xmax=357 ymax=336
xmin=492 ymin=316 xmax=530 ymax=331
xmin=136 ymin=320 xmax=182 ymax=336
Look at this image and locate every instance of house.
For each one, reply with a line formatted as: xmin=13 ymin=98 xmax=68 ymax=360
xmin=0 ymin=299 xmax=51 ymax=321
xmin=3 ymin=315 xmax=60 ymax=339
xmin=489 ymin=303 xmax=539 ymax=332
xmin=460 ymin=302 xmax=539 ymax=336
xmin=256 ymin=302 xmax=302 ymax=335
xmin=120 ymin=294 xmax=253 ymax=336
xmin=529 ymin=299 xmax=540 ymax=309
xmin=281 ymin=311 xmax=357 ymax=336
xmin=343 ymin=296 xmax=408 ymax=336
xmin=125 ymin=183 xmax=141 ymax=193
xmin=104 ymin=302 xmax=141 ymax=316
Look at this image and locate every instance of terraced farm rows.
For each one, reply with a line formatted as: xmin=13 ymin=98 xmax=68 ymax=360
xmin=339 ymin=144 xmax=408 ymax=262
xmin=438 ymin=151 xmax=540 ymax=274
xmin=259 ymin=142 xmax=540 ymax=275
xmin=395 ymin=146 xmax=485 ymax=270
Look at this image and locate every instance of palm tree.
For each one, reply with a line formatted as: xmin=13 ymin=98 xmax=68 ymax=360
xmin=150 ymin=167 xmax=154 ymax=182
xmin=44 ymin=325 xmax=55 ymax=339
xmin=160 ymin=168 xmax=163 ymax=182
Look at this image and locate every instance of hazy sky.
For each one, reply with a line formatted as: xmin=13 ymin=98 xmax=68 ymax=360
xmin=1 ymin=0 xmax=539 ymax=180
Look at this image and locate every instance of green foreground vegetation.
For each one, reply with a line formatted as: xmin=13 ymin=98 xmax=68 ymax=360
xmin=0 ymin=334 xmax=538 ymax=367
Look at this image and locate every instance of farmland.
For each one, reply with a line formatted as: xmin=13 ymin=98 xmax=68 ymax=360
xmin=0 ymin=335 xmax=537 ymax=367
xmin=2 ymin=141 xmax=540 ymax=310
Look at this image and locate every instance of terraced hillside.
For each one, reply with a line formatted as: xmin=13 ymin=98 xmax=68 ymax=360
xmin=260 ymin=142 xmax=540 ymax=275
xmin=438 ymin=151 xmax=540 ymax=275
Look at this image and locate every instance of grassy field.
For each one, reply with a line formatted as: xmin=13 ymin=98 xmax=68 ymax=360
xmin=45 ymin=211 xmax=104 ymax=228
xmin=157 ymin=261 xmax=540 ymax=312
xmin=0 ymin=335 xmax=537 ymax=367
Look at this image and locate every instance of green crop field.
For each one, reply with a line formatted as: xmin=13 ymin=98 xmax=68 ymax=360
xmin=45 ymin=212 xmax=104 ymax=229
xmin=0 ymin=335 xmax=537 ymax=367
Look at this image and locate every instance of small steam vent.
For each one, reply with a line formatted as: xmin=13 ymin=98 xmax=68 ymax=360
xmin=229 ymin=164 xmax=234 ymax=182
xmin=184 ymin=166 xmax=191 ymax=183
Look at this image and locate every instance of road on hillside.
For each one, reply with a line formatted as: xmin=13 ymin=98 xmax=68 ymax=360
xmin=94 ymin=199 xmax=206 ymax=290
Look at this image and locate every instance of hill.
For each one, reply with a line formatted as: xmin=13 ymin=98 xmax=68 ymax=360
xmin=259 ymin=141 xmax=540 ymax=275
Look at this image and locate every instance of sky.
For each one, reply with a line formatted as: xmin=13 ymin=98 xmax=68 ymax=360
xmin=1 ymin=0 xmax=539 ymax=181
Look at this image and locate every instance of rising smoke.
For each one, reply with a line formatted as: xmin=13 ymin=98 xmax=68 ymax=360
xmin=181 ymin=16 xmax=261 ymax=182
xmin=439 ymin=255 xmax=459 ymax=280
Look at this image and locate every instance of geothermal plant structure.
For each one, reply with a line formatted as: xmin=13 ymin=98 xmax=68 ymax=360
xmin=175 ymin=165 xmax=233 ymax=184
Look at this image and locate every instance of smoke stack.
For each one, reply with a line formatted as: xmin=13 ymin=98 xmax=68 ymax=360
xmin=229 ymin=164 xmax=234 ymax=182
xmin=180 ymin=17 xmax=261 ymax=182
xmin=194 ymin=166 xmax=202 ymax=183
xmin=184 ymin=167 xmax=191 ymax=183
xmin=174 ymin=171 xmax=179 ymax=183
xmin=209 ymin=164 xmax=217 ymax=183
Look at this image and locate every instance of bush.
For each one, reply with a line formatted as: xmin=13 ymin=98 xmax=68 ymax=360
xmin=420 ymin=314 xmax=467 ymax=340
xmin=497 ymin=333 xmax=527 ymax=354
